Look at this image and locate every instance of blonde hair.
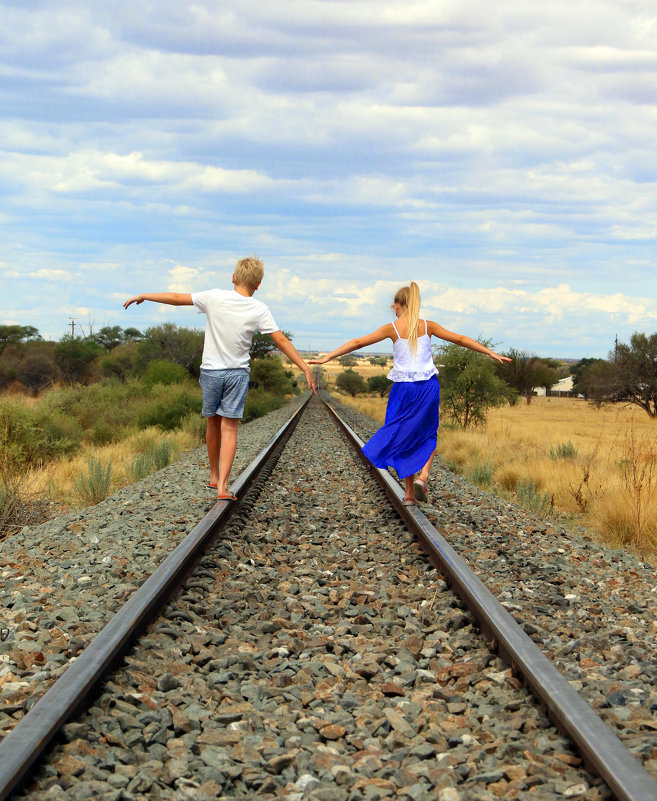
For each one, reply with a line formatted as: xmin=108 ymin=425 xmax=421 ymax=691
xmin=234 ymin=256 xmax=264 ymax=291
xmin=394 ymin=282 xmax=421 ymax=355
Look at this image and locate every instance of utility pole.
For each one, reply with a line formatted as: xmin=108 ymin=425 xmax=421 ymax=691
xmin=614 ymin=334 xmax=618 ymax=362
xmin=69 ymin=317 xmax=76 ymax=338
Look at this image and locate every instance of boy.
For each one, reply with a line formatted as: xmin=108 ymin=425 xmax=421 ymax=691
xmin=124 ymin=257 xmax=315 ymax=501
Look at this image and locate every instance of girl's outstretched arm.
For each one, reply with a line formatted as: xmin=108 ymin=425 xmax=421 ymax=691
xmin=428 ymin=321 xmax=511 ymax=365
xmin=309 ymin=324 xmax=394 ymax=364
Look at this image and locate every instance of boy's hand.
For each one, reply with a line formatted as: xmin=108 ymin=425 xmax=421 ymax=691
xmin=308 ymin=356 xmax=328 ymax=364
xmin=123 ymin=295 xmax=144 ymax=309
xmin=303 ymin=367 xmax=317 ymax=395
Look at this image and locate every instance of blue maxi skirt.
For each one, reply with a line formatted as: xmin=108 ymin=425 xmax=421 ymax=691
xmin=361 ymin=375 xmax=440 ymax=479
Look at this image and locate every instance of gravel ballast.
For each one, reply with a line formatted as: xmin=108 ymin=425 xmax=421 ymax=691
xmin=0 ymin=396 xmax=307 ymax=732
xmin=328 ymin=394 xmax=657 ymax=774
xmin=2 ymin=392 xmax=656 ymax=800
xmin=14 ymin=398 xmax=608 ymax=801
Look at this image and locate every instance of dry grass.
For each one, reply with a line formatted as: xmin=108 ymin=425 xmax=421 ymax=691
xmin=28 ymin=427 xmax=201 ymax=507
xmin=337 ymin=389 xmax=657 ymax=554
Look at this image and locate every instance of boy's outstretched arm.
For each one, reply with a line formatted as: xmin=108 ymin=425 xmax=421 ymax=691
xmin=268 ymin=330 xmax=316 ymax=394
xmin=124 ymin=293 xmax=193 ymax=309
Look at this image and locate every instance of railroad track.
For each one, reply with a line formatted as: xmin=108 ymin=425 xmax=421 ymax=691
xmin=1 ymin=395 xmax=656 ymax=801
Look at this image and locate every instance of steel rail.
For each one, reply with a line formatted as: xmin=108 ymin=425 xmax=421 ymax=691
xmin=0 ymin=394 xmax=312 ymax=801
xmin=323 ymin=397 xmax=657 ymax=801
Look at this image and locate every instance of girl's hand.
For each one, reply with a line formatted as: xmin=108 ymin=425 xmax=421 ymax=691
xmin=308 ymin=356 xmax=329 ymax=364
xmin=490 ymin=352 xmax=511 ymax=364
xmin=123 ymin=295 xmax=144 ymax=309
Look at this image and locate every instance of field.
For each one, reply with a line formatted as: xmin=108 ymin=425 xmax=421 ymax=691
xmin=306 ymin=360 xmax=657 ymax=555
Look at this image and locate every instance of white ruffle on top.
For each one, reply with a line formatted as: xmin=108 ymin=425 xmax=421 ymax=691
xmin=387 ymin=319 xmax=439 ymax=382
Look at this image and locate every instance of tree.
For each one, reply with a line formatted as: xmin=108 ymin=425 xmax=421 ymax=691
xmin=13 ymin=342 xmax=58 ymax=396
xmin=54 ymin=335 xmax=102 ymax=384
xmin=369 ymin=356 xmax=388 ymax=366
xmin=437 ymin=342 xmax=509 ymax=428
xmin=338 ymin=355 xmax=357 ymax=367
xmin=0 ymin=325 xmax=41 ymax=353
xmin=500 ymin=348 xmax=560 ymax=404
xmin=123 ymin=327 xmax=143 ymax=341
xmin=608 ymin=332 xmax=657 ymax=418
xmin=571 ymin=357 xmax=606 ymax=399
xmin=93 ymin=326 xmax=124 ymax=350
xmin=137 ymin=324 xmax=204 ymax=377
xmin=250 ymin=358 xmax=296 ymax=395
xmin=577 ymin=359 xmax=615 ymax=406
xmin=336 ymin=369 xmax=366 ymax=396
xmin=367 ymin=375 xmax=391 ymax=397
xmin=99 ymin=341 xmax=138 ymax=382
xmin=249 ymin=330 xmax=293 ymax=360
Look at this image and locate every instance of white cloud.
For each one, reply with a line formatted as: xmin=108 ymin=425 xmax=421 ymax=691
xmin=167 ymin=263 xmax=200 ymax=292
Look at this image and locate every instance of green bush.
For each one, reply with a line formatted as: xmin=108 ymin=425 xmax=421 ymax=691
xmin=469 ymin=460 xmax=494 ymax=487
xmin=138 ymin=386 xmax=201 ymax=430
xmin=74 ymin=456 xmax=112 ymax=505
xmin=516 ymin=479 xmax=553 ymax=517
xmin=548 ymin=440 xmax=578 ymax=460
xmin=367 ymin=375 xmax=391 ymax=397
xmin=0 ymin=397 xmax=83 ymax=466
xmin=144 ymin=359 xmax=190 ymax=386
xmin=242 ymin=389 xmax=286 ymax=423
xmin=128 ymin=440 xmax=177 ymax=481
xmin=336 ymin=369 xmax=366 ymax=396
xmin=181 ymin=411 xmax=207 ymax=442
xmin=249 ymin=358 xmax=296 ymax=395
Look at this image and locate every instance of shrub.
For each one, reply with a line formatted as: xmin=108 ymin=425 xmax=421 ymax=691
xmin=138 ymin=386 xmax=201 ymax=430
xmin=249 ymin=358 xmax=296 ymax=395
xmin=181 ymin=411 xmax=207 ymax=442
xmin=91 ymin=421 xmax=118 ymax=446
xmin=128 ymin=440 xmax=178 ymax=480
xmin=549 ymin=440 xmax=578 ymax=460
xmin=367 ymin=375 xmax=391 ymax=397
xmin=128 ymin=453 xmax=153 ymax=481
xmin=74 ymin=457 xmax=112 ymax=505
xmin=144 ymin=359 xmax=190 ymax=386
xmin=336 ymin=369 xmax=366 ymax=397
xmin=469 ymin=461 xmax=494 ymax=487
xmin=516 ymin=478 xmax=553 ymax=517
xmin=0 ymin=397 xmax=83 ymax=466
xmin=242 ymin=389 xmax=286 ymax=423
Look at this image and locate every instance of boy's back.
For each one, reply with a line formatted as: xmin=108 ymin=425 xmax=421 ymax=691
xmin=192 ymin=288 xmax=278 ymax=371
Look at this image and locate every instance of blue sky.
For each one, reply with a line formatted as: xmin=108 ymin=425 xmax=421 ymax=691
xmin=2 ymin=0 xmax=657 ymax=358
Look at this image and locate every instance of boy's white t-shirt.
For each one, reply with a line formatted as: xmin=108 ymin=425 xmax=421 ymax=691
xmin=192 ymin=289 xmax=279 ymax=370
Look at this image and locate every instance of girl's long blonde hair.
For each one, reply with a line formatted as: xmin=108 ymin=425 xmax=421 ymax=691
xmin=394 ymin=282 xmax=421 ymax=355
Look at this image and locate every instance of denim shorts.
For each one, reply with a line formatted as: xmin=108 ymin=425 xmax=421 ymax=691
xmin=199 ymin=368 xmax=250 ymax=418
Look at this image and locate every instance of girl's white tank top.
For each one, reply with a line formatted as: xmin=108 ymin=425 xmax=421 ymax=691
xmin=387 ymin=319 xmax=439 ymax=383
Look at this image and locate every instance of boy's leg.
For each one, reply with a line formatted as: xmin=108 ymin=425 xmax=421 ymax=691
xmin=206 ymin=415 xmax=221 ymax=486
xmin=217 ymin=416 xmax=239 ymax=495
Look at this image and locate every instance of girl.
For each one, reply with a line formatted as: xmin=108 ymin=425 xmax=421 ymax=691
xmin=310 ymin=283 xmax=510 ymax=505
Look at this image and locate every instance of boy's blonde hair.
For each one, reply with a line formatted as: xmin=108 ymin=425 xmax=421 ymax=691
xmin=394 ymin=282 xmax=421 ymax=356
xmin=234 ymin=256 xmax=264 ymax=291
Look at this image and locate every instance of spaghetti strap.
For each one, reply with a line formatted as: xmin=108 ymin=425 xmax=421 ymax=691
xmin=424 ymin=319 xmax=428 ymax=335
xmin=391 ymin=320 xmax=400 ymax=339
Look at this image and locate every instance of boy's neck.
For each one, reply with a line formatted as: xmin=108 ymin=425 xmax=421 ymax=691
xmin=234 ymin=284 xmax=255 ymax=298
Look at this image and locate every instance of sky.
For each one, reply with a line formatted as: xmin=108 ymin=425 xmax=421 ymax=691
xmin=2 ymin=0 xmax=657 ymax=358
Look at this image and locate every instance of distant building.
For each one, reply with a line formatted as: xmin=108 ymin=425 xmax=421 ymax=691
xmin=534 ymin=375 xmax=575 ymax=397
